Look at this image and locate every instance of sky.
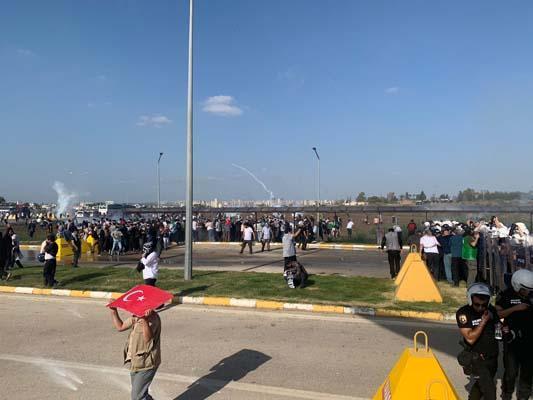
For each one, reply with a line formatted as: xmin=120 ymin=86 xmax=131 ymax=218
xmin=2 ymin=0 xmax=533 ymax=203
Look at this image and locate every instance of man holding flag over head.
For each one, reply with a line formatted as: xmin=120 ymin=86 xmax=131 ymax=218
xmin=108 ymin=285 xmax=172 ymax=400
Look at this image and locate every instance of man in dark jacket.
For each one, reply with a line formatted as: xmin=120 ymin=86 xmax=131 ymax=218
xmin=381 ymin=227 xmax=403 ymax=279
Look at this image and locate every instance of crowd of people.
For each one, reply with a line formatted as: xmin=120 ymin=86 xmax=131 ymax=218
xmin=381 ymin=216 xmax=532 ymax=290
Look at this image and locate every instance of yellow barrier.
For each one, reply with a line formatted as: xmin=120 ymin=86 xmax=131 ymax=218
xmin=394 ymin=245 xmax=422 ymax=286
xmin=395 ymin=259 xmax=443 ymax=303
xmin=86 ymin=236 xmax=98 ymax=253
xmin=55 ymin=237 xmax=73 ymax=261
xmin=372 ymin=331 xmax=459 ymax=400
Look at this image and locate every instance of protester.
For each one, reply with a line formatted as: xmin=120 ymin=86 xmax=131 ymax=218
xmin=42 ymin=233 xmax=59 ymax=287
xmin=109 ymin=307 xmax=161 ymax=400
xmin=239 ymin=222 xmax=255 ymax=254
xmin=419 ymin=229 xmax=440 ymax=278
xmin=261 ymin=222 xmax=273 ymax=252
xmin=463 ymin=228 xmax=480 ymax=286
xmin=381 ymin=227 xmax=402 ymax=279
xmin=70 ymin=230 xmax=81 ymax=268
xmin=140 ymin=242 xmax=159 ymax=286
xmin=282 ymin=225 xmax=298 ymax=268
xmin=438 ymin=227 xmax=452 ymax=284
xmin=346 ymin=219 xmax=354 ymax=239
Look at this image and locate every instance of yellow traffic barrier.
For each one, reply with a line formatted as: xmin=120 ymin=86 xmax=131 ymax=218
xmin=394 ymin=245 xmax=422 ymax=286
xmin=86 ymin=235 xmax=97 ymax=253
xmin=81 ymin=240 xmax=90 ymax=254
xmin=395 ymin=259 xmax=443 ymax=303
xmin=372 ymin=331 xmax=460 ymax=400
xmin=55 ymin=237 xmax=73 ymax=261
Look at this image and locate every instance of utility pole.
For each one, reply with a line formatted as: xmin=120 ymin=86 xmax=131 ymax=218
xmin=312 ymin=147 xmax=320 ymax=238
xmin=184 ymin=0 xmax=194 ymax=280
xmin=157 ymin=152 xmax=163 ymax=213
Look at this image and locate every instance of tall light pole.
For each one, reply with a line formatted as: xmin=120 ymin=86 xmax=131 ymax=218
xmin=312 ymin=147 xmax=320 ymax=238
xmin=157 ymin=152 xmax=163 ymax=211
xmin=184 ymin=0 xmax=194 ymax=281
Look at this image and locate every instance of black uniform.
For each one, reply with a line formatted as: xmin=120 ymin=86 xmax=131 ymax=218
xmin=496 ymin=288 xmax=533 ymax=400
xmin=456 ymin=304 xmax=499 ymax=400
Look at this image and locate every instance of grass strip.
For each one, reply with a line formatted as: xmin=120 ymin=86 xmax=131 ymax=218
xmin=3 ymin=265 xmax=466 ymax=313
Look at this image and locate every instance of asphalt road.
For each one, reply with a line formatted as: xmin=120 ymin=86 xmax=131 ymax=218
xmin=22 ymin=245 xmax=393 ymax=277
xmin=0 ymin=293 xmax=472 ymax=399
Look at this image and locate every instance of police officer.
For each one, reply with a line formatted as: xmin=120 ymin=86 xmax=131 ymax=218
xmin=495 ymin=269 xmax=533 ymax=400
xmin=456 ymin=283 xmax=498 ymax=400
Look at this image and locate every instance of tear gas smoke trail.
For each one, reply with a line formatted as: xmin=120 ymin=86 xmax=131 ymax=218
xmin=52 ymin=181 xmax=78 ymax=218
xmin=231 ymin=164 xmax=274 ymax=200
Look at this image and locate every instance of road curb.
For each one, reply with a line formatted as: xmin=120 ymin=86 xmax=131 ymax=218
xmin=0 ymin=285 xmax=455 ymax=322
xmin=190 ymin=242 xmax=409 ymax=251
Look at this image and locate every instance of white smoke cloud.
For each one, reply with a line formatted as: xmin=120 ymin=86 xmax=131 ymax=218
xmin=232 ymin=164 xmax=274 ymax=200
xmin=52 ymin=181 xmax=77 ymax=218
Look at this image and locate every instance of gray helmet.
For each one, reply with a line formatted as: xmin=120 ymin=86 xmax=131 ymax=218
xmin=467 ymin=282 xmax=491 ymax=306
xmin=511 ymin=269 xmax=533 ymax=293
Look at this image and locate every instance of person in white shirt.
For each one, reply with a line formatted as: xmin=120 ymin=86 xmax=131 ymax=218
xmin=346 ymin=219 xmax=354 ymax=239
xmin=239 ymin=223 xmax=255 ymax=254
xmin=192 ymin=218 xmax=198 ymax=242
xmin=419 ymin=229 xmax=441 ymax=278
xmin=140 ymin=242 xmax=159 ymax=286
xmin=261 ymin=223 xmax=273 ymax=252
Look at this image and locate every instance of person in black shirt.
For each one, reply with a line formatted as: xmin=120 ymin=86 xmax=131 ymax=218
xmin=43 ymin=234 xmax=59 ymax=287
xmin=456 ymin=283 xmax=498 ymax=400
xmin=495 ymin=269 xmax=533 ymax=400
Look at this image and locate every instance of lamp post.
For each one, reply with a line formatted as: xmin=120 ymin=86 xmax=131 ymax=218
xmin=184 ymin=0 xmax=194 ymax=280
xmin=312 ymin=147 xmax=320 ymax=239
xmin=157 ymin=152 xmax=163 ymax=211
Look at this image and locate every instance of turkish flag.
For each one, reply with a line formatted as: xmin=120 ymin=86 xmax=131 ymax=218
xmin=107 ymin=285 xmax=173 ymax=317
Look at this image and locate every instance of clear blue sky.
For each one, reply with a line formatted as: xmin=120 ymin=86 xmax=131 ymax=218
xmin=2 ymin=0 xmax=533 ymax=203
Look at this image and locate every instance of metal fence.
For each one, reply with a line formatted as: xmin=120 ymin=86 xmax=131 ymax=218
xmin=479 ymin=232 xmax=532 ymax=291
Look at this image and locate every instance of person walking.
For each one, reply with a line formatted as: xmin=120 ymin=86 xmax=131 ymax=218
xmin=239 ymin=223 xmax=254 ymax=254
xmin=381 ymin=227 xmax=402 ymax=279
xmin=109 ymin=307 xmax=161 ymax=400
xmin=261 ymin=222 xmax=273 ymax=252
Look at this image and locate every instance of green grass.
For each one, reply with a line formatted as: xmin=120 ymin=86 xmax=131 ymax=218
xmin=3 ymin=265 xmax=466 ymax=313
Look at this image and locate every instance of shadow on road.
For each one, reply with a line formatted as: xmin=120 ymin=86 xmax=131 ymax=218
xmin=172 ymin=349 xmax=271 ymax=400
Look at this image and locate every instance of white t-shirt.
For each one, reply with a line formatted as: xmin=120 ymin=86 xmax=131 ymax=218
xmin=192 ymin=220 xmax=197 ymax=231
xmin=243 ymin=227 xmax=254 ymax=241
xmin=141 ymin=252 xmax=159 ymax=279
xmin=346 ymin=221 xmax=354 ymax=230
xmin=262 ymin=225 xmax=272 ymax=240
xmin=420 ymin=235 xmax=439 ymax=253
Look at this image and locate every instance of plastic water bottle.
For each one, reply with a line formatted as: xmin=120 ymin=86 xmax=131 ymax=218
xmin=495 ymin=319 xmax=503 ymax=340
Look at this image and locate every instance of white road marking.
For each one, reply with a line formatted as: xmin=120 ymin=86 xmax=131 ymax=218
xmin=0 ymin=353 xmax=367 ymax=400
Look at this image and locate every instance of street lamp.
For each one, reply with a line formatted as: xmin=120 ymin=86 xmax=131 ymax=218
xmin=184 ymin=0 xmax=194 ymax=281
xmin=312 ymin=147 xmax=320 ymax=239
xmin=157 ymin=152 xmax=163 ymax=210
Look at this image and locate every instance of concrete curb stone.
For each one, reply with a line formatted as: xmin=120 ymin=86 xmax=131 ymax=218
xmin=0 ymin=285 xmax=455 ymax=323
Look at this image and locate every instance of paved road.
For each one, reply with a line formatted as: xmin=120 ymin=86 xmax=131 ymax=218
xmin=22 ymin=245 xmax=393 ymax=277
xmin=0 ymin=293 xmax=471 ymax=399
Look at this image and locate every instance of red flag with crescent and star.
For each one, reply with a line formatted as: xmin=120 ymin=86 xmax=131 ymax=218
xmin=107 ymin=285 xmax=173 ymax=317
